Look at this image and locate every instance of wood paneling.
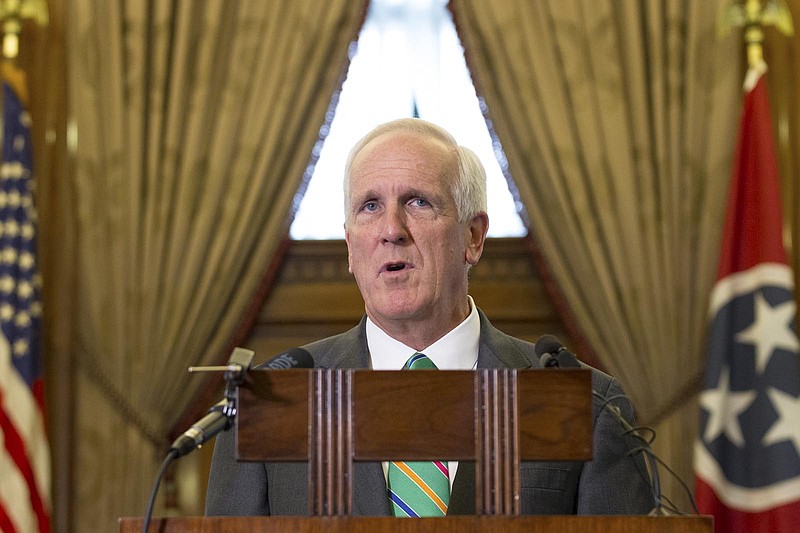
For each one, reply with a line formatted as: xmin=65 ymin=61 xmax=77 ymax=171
xmin=244 ymin=238 xmax=573 ymax=361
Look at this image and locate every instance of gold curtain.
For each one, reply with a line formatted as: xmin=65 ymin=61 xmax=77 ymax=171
xmin=67 ymin=0 xmax=367 ymax=529
xmin=451 ymin=0 xmax=742 ymax=507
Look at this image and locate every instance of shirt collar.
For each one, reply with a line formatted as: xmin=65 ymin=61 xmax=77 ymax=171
xmin=367 ymin=296 xmax=480 ymax=370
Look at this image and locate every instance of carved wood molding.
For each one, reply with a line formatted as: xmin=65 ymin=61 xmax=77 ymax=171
xmin=250 ymin=238 xmax=572 ymax=355
xmin=274 ymin=238 xmax=538 ymax=284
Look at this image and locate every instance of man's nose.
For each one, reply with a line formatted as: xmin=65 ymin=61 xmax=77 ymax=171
xmin=380 ymin=205 xmax=409 ymax=244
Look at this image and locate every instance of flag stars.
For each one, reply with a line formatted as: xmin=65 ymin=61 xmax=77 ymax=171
xmin=0 ymin=303 xmax=13 ymax=321
xmin=14 ymin=311 xmax=30 ymax=327
xmin=735 ymin=291 xmax=799 ymax=374
xmin=19 ymin=251 xmax=35 ymax=270
xmin=700 ymin=366 xmax=757 ymax=447
xmin=13 ymin=134 xmax=25 ymax=152
xmin=16 ymin=280 xmax=33 ymax=299
xmin=7 ymin=190 xmax=20 ymax=207
xmin=0 ymin=161 xmax=24 ymax=180
xmin=12 ymin=338 xmax=28 ymax=357
xmin=2 ymin=246 xmax=17 ymax=264
xmin=762 ymin=388 xmax=800 ymax=455
xmin=4 ymin=219 xmax=19 ymax=237
xmin=0 ymin=274 xmax=13 ymax=293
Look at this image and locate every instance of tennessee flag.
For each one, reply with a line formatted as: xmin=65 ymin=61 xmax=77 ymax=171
xmin=0 ymin=72 xmax=51 ymax=532
xmin=694 ymin=62 xmax=800 ymax=532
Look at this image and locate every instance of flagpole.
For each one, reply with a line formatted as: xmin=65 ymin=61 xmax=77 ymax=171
xmin=717 ymin=0 xmax=795 ymax=68
xmin=0 ymin=0 xmax=49 ymax=61
xmin=0 ymin=0 xmax=48 ymax=108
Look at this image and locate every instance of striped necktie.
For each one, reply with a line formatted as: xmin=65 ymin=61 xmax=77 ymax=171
xmin=387 ymin=353 xmax=450 ymax=517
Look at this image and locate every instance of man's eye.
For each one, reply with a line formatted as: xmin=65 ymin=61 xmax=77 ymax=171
xmin=411 ymin=198 xmax=429 ymax=208
xmin=362 ymin=201 xmax=379 ymax=212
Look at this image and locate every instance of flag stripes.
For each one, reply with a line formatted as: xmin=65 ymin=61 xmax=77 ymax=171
xmin=0 ymin=78 xmax=51 ymax=532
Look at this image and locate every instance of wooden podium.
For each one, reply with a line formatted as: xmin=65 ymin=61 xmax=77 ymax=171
xmin=121 ymin=368 xmax=711 ymax=532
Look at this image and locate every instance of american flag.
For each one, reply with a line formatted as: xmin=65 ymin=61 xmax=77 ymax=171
xmin=0 ymin=81 xmax=50 ymax=532
xmin=694 ymin=63 xmax=800 ymax=532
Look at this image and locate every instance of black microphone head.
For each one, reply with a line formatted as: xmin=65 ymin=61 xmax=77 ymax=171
xmin=535 ymin=334 xmax=564 ymax=358
xmin=260 ymin=347 xmax=315 ymax=370
xmin=535 ymin=334 xmax=581 ymax=368
xmin=556 ymin=349 xmax=582 ymax=368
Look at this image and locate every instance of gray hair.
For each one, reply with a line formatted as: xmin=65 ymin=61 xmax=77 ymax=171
xmin=343 ymin=118 xmax=487 ymax=224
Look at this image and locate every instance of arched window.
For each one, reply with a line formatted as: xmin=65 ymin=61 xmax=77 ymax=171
xmin=290 ymin=0 xmax=527 ymax=240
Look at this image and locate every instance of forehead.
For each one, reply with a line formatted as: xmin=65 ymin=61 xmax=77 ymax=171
xmin=349 ymin=131 xmax=455 ymax=192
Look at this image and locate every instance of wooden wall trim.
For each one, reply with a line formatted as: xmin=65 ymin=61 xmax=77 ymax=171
xmin=247 ymin=238 xmax=572 ymax=359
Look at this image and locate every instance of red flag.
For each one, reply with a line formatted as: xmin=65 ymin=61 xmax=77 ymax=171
xmin=0 ymin=77 xmax=51 ymax=531
xmin=694 ymin=63 xmax=800 ymax=532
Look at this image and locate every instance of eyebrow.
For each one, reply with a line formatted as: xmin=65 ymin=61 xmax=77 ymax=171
xmin=404 ymin=188 xmax=445 ymax=206
xmin=352 ymin=189 xmax=379 ymax=207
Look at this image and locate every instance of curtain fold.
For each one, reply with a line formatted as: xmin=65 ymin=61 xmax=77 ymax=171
xmin=68 ymin=0 xmax=367 ymax=529
xmin=452 ymin=0 xmax=740 ymax=425
xmin=452 ymin=0 xmax=742 ymax=508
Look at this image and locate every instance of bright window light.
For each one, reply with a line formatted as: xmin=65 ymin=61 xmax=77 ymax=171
xmin=290 ymin=0 xmax=527 ymax=240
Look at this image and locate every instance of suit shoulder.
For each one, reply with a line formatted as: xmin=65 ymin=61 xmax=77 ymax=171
xmin=583 ymin=363 xmax=621 ymax=397
xmin=301 ymin=319 xmax=367 ymax=368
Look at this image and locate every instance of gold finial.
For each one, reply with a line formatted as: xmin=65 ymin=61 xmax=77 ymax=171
xmin=717 ymin=0 xmax=794 ymax=67
xmin=0 ymin=0 xmax=48 ymax=60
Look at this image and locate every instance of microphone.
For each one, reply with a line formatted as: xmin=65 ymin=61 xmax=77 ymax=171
xmin=257 ymin=346 xmax=315 ymax=370
xmin=169 ymin=399 xmax=230 ymax=459
xmin=169 ymin=347 xmax=254 ymax=458
xmin=535 ymin=334 xmax=581 ymax=368
xmin=144 ymin=348 xmax=314 ymax=533
xmin=169 ymin=347 xmax=314 ymax=458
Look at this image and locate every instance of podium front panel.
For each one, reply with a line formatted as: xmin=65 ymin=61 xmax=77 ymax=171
xmin=353 ymin=370 xmax=475 ymax=460
xmin=236 ymin=369 xmax=592 ymax=463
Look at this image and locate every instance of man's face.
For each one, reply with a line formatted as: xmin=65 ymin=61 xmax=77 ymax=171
xmin=344 ymin=131 xmax=487 ymax=336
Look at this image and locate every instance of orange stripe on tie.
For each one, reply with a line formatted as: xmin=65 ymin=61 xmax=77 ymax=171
xmin=393 ymin=461 xmax=448 ymax=514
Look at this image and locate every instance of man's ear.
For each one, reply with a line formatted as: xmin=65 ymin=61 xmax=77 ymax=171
xmin=465 ymin=212 xmax=489 ymax=266
xmin=344 ymin=225 xmax=354 ymax=274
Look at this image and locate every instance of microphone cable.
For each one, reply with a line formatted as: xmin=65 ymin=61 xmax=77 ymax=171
xmin=141 ymin=449 xmax=179 ymax=533
xmin=535 ymin=335 xmax=699 ymax=515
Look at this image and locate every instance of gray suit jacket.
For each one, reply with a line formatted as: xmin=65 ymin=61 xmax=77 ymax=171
xmin=205 ymin=310 xmax=654 ymax=516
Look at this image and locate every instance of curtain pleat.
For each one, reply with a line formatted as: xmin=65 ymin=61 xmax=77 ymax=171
xmin=68 ymin=0 xmax=367 ymax=529
xmin=452 ymin=0 xmax=742 ymax=508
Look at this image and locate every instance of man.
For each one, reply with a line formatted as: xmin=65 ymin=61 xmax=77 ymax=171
xmin=205 ymin=118 xmax=654 ymax=516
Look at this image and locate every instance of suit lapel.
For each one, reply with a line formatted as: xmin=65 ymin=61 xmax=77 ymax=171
xmin=475 ymin=309 xmax=534 ymax=370
xmin=314 ymin=316 xmax=371 ymax=369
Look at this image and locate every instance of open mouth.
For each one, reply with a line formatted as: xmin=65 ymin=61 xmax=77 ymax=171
xmin=385 ymin=262 xmax=406 ymax=272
